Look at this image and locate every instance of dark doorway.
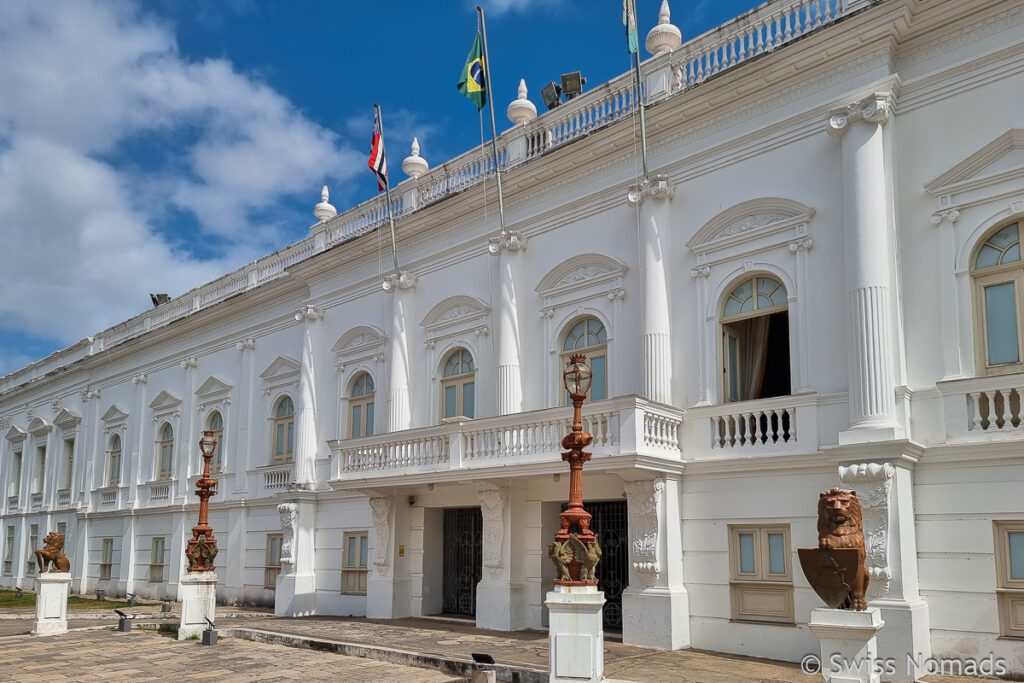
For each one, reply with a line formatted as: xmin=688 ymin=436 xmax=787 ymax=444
xmin=563 ymin=500 xmax=629 ymax=630
xmin=442 ymin=507 xmax=482 ymax=617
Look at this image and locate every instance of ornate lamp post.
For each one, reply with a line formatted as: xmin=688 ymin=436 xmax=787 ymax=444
xmin=549 ymin=353 xmax=602 ymax=585
xmin=185 ymin=430 xmax=219 ymax=572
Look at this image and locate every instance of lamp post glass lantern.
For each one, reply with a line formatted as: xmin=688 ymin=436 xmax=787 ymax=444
xmin=185 ymin=430 xmax=219 ymax=573
xmin=548 ymin=354 xmax=602 ymax=585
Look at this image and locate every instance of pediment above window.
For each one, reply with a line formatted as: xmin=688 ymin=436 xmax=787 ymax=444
xmin=536 ymin=254 xmax=628 ymax=300
xmin=196 ymin=376 xmax=233 ymax=400
xmin=260 ymin=356 xmax=301 ymax=383
xmin=421 ymin=296 xmax=490 ymax=338
xmin=688 ymin=198 xmax=815 ymax=256
xmin=101 ymin=404 xmax=129 ymax=425
xmin=27 ymin=416 xmax=52 ymax=437
xmin=5 ymin=424 xmax=27 ymax=443
xmin=925 ymin=129 xmax=1024 ymax=215
xmin=53 ymin=407 xmax=82 ymax=430
xmin=148 ymin=390 xmax=182 ymax=412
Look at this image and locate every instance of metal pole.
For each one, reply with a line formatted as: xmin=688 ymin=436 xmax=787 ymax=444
xmin=632 ymin=51 xmax=649 ymax=180
xmin=374 ymin=103 xmax=401 ymax=276
xmin=477 ymin=6 xmax=507 ymax=234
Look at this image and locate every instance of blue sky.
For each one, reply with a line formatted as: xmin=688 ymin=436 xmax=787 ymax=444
xmin=0 ymin=0 xmax=761 ymax=376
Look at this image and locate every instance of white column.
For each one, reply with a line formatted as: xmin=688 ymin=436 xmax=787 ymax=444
xmin=628 ymin=175 xmax=675 ymax=405
xmin=234 ymin=338 xmax=256 ymax=495
xmin=837 ymin=455 xmax=930 ymax=683
xmin=293 ymin=305 xmax=323 ymax=489
xmin=178 ymin=357 xmax=197 ymax=487
xmin=828 ymin=94 xmax=901 ymax=442
xmin=789 ymin=236 xmax=815 ymax=392
xmin=129 ymin=373 xmax=147 ymax=504
xmin=621 ymin=476 xmax=690 ymax=650
xmin=384 ymin=273 xmax=416 ymax=432
xmin=488 ymin=232 xmax=527 ymax=415
xmin=930 ymin=209 xmax=965 ymax=380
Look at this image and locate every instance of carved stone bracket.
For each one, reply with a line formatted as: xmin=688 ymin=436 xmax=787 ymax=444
xmin=627 ymin=174 xmax=675 ymax=207
xmin=537 ymin=308 xmax=554 ymax=319
xmin=277 ymin=502 xmax=298 ymax=570
xmin=689 ymin=265 xmax=711 ymax=279
xmin=930 ymin=208 xmax=960 ymax=225
xmin=606 ymin=288 xmax=626 ymax=302
xmin=624 ymin=478 xmax=664 ymax=585
xmin=788 ymin=237 xmax=814 ymax=253
xmin=382 ymin=271 xmax=417 ymax=293
xmin=838 ymin=462 xmax=895 ymax=597
xmin=487 ymin=230 xmax=527 ymax=255
xmin=80 ymin=387 xmax=101 ymax=401
xmin=479 ymin=488 xmax=509 ymax=578
xmin=294 ymin=305 xmax=324 ymax=322
xmin=369 ymin=495 xmax=394 ymax=573
xmin=827 ymin=93 xmax=893 ymax=137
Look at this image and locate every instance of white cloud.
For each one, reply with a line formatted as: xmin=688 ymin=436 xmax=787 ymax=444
xmin=0 ymin=0 xmax=360 ymax=371
xmin=475 ymin=0 xmax=568 ymax=15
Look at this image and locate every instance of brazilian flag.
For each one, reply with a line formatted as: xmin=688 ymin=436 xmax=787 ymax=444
xmin=457 ymin=33 xmax=486 ymax=110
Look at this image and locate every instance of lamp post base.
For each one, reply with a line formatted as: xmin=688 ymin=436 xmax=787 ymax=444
xmin=545 ymin=584 xmax=605 ymax=683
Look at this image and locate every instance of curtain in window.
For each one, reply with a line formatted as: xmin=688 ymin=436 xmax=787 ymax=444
xmin=739 ymin=316 xmax=770 ymax=400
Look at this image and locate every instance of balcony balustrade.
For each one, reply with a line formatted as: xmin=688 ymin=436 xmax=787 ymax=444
xmin=938 ymin=373 xmax=1024 ymax=441
xmin=328 ymin=396 xmax=683 ymax=485
xmin=258 ymin=463 xmax=295 ymax=495
xmin=30 ymin=492 xmax=42 ymax=511
xmin=6 ymin=495 xmax=17 ymax=512
xmin=56 ymin=489 xmax=71 ymax=508
xmin=684 ymin=392 xmax=820 ymax=456
xmin=95 ymin=486 xmax=120 ymax=508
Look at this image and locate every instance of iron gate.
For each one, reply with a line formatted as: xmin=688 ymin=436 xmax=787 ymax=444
xmin=442 ymin=507 xmax=483 ymax=616
xmin=564 ymin=500 xmax=629 ymax=629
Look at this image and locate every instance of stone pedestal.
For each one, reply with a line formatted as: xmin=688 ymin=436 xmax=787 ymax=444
xmin=33 ymin=573 xmax=72 ymax=636
xmin=274 ymin=571 xmax=316 ymax=617
xmin=808 ymin=607 xmax=885 ymax=683
xmin=545 ymin=584 xmax=605 ymax=683
xmin=178 ymin=571 xmax=217 ymax=640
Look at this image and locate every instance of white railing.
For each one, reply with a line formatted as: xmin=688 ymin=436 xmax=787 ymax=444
xmin=98 ymin=487 xmax=118 ymax=507
xmin=30 ymin=492 xmax=42 ymax=510
xmin=938 ymin=374 xmax=1024 ymax=441
xmin=329 ymin=396 xmax=683 ymax=481
xmin=56 ymin=489 xmax=71 ymax=507
xmin=261 ymin=464 xmax=294 ymax=493
xmin=6 ymin=495 xmax=17 ymax=512
xmin=148 ymin=483 xmax=170 ymax=504
xmin=0 ymin=0 xmax=857 ymax=394
xmin=685 ymin=393 xmax=820 ymax=456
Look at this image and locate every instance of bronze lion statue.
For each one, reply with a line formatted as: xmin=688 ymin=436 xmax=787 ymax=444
xmin=35 ymin=531 xmax=71 ymax=573
xmin=817 ymin=488 xmax=869 ymax=610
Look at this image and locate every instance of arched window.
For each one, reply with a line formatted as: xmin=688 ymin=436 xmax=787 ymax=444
xmin=721 ymin=275 xmax=790 ymax=402
xmin=441 ymin=349 xmax=475 ymax=420
xmin=206 ymin=411 xmax=224 ymax=473
xmin=107 ymin=434 xmax=122 ymax=487
xmin=272 ymin=396 xmax=295 ymax=464
xmin=349 ymin=373 xmax=375 ymax=438
xmin=561 ymin=317 xmax=608 ymax=403
xmin=973 ymin=221 xmax=1023 ymax=375
xmin=157 ymin=423 xmax=174 ymax=479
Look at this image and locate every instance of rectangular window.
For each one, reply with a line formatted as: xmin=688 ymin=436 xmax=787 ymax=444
xmin=150 ymin=537 xmax=165 ymax=583
xmin=57 ymin=522 xmax=67 ymax=549
xmin=27 ymin=524 xmax=39 ymax=576
xmin=159 ymin=442 xmax=173 ymax=480
xmin=341 ymin=531 xmax=369 ymax=595
xmin=995 ymin=521 xmax=1024 ymax=637
xmin=728 ymin=525 xmax=794 ymax=624
xmin=366 ymin=403 xmax=374 ymax=436
xmin=11 ymin=451 xmax=22 ymax=498
xmin=3 ymin=526 xmax=14 ymax=575
xmin=62 ymin=438 xmax=75 ymax=490
xmin=984 ymin=282 xmax=1020 ymax=365
xmin=35 ymin=446 xmax=46 ymax=495
xmin=351 ymin=404 xmax=362 ymax=438
xmin=99 ymin=538 xmax=113 ymax=580
xmin=265 ymin=534 xmax=282 ymax=588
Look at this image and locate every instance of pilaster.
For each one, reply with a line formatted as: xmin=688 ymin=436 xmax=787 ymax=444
xmin=383 ymin=273 xmax=416 ymax=431
xmin=627 ymin=175 xmax=675 ymax=405
xmin=234 ymin=338 xmax=256 ymax=495
xmin=294 ymin=305 xmax=323 ymax=489
xmin=827 ymin=93 xmax=902 ymax=442
xmin=476 ymin=485 xmax=529 ymax=630
xmin=365 ymin=490 xmax=409 ymax=618
xmin=274 ymin=495 xmax=317 ymax=616
xmin=488 ymin=231 xmax=527 ymax=415
xmin=621 ymin=475 xmax=690 ymax=650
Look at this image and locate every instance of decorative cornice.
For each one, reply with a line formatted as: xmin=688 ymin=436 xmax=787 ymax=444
xmin=826 ymin=93 xmax=893 ymax=137
xmin=487 ymin=230 xmax=527 ymax=255
xmin=381 ymin=271 xmax=417 ymax=293
xmin=626 ymin=174 xmax=675 ymax=207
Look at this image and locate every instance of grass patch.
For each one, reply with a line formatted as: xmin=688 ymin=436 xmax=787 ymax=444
xmin=0 ymin=589 xmax=159 ymax=610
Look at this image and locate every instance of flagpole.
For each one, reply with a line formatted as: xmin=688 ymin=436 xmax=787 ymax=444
xmin=374 ymin=103 xmax=401 ymax=276
xmin=476 ymin=6 xmax=507 ymax=235
xmin=627 ymin=0 xmax=649 ymax=181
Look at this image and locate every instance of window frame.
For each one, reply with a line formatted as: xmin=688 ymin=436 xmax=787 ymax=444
xmin=27 ymin=524 xmax=39 ymax=576
xmin=107 ymin=434 xmax=122 ymax=487
xmin=971 ymin=221 xmax=1024 ymax=377
xmin=62 ymin=437 xmax=75 ymax=490
xmin=150 ymin=536 xmax=166 ymax=583
xmin=10 ymin=451 xmax=22 ymax=498
xmin=349 ymin=373 xmax=376 ymax=438
xmin=719 ymin=275 xmax=790 ymax=403
xmin=99 ymin=538 xmax=113 ymax=581
xmin=727 ymin=524 xmax=794 ymax=624
xmin=156 ymin=422 xmax=174 ymax=480
xmin=206 ymin=411 xmax=224 ymax=473
xmin=3 ymin=526 xmax=14 ymax=575
xmin=440 ymin=349 xmax=476 ymax=421
xmin=271 ymin=396 xmax=295 ymax=465
xmin=34 ymin=445 xmax=46 ymax=495
xmin=265 ymin=533 xmax=283 ymax=588
xmin=559 ymin=317 xmax=608 ymax=405
xmin=994 ymin=520 xmax=1024 ymax=638
xmin=341 ymin=531 xmax=369 ymax=595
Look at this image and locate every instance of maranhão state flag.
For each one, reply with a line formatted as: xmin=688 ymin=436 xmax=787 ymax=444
xmin=368 ymin=107 xmax=388 ymax=191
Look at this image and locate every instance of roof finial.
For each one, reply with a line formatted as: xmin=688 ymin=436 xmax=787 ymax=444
xmin=313 ymin=185 xmax=337 ymax=222
xmin=507 ymin=78 xmax=538 ymax=125
xmin=646 ymin=0 xmax=682 ymax=55
xmin=402 ymin=137 xmax=429 ymax=179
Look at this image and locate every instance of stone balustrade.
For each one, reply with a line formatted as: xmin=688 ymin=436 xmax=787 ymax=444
xmin=96 ymin=486 xmax=120 ymax=508
xmin=7 ymin=495 xmax=18 ymax=512
xmin=938 ymin=373 xmax=1024 ymax=440
xmin=30 ymin=492 xmax=42 ymax=511
xmin=684 ymin=392 xmax=820 ymax=456
xmin=56 ymin=489 xmax=71 ymax=508
xmin=259 ymin=463 xmax=295 ymax=494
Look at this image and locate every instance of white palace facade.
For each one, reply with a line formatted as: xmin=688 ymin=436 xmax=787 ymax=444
xmin=2 ymin=0 xmax=1024 ymax=677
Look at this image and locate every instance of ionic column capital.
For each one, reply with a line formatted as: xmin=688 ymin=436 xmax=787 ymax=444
xmin=627 ymin=174 xmax=674 ymax=207
xmin=826 ymin=93 xmax=893 ymax=137
xmin=382 ymin=271 xmax=417 ymax=293
xmin=487 ymin=230 xmax=527 ymax=255
xmin=294 ymin=304 xmax=324 ymax=322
